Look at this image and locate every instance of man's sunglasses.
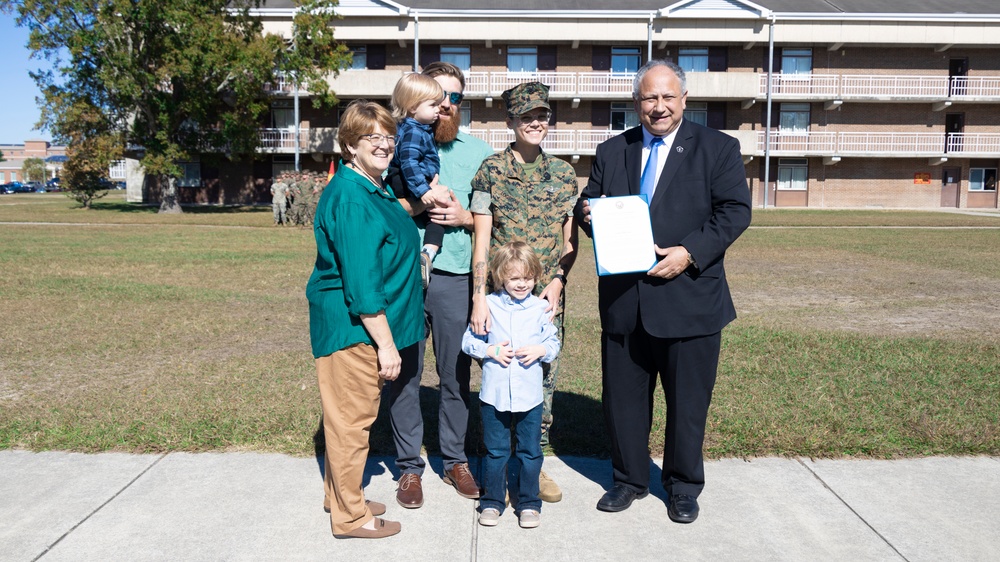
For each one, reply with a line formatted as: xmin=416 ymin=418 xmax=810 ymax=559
xmin=443 ymin=91 xmax=465 ymax=105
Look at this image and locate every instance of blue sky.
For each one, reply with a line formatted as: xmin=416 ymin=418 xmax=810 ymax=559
xmin=1 ymin=14 xmax=53 ymax=144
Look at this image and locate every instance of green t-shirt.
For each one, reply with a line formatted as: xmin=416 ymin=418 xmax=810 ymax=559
xmin=418 ymin=131 xmax=495 ymax=275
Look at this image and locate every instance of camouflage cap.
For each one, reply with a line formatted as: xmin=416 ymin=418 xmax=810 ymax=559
xmin=502 ymin=82 xmax=551 ymax=116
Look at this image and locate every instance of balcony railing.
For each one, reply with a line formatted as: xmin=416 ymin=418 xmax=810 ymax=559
xmin=840 ymin=75 xmax=947 ymax=98
xmin=467 ymin=128 xmax=618 ymax=154
xmin=266 ymin=69 xmax=1000 ymax=103
xmin=837 ymin=132 xmax=946 ymax=155
xmin=249 ymin=125 xmax=1000 ymax=158
xmin=577 ymin=72 xmax=636 ymax=96
xmin=258 ymin=128 xmax=307 ymax=151
xmin=766 ymin=74 xmax=840 ymax=97
xmin=760 ymin=74 xmax=1000 ymax=100
xmin=762 ymin=132 xmax=838 ymax=154
xmin=946 ymin=132 xmax=1000 ymax=154
xmin=758 ymin=131 xmax=1000 ymax=156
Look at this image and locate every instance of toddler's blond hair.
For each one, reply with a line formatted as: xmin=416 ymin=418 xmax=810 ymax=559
xmin=390 ymin=73 xmax=444 ymax=121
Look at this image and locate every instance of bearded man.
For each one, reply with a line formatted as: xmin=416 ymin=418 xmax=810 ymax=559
xmin=388 ymin=61 xmax=495 ymax=509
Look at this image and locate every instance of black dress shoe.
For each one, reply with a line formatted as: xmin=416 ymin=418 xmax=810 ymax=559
xmin=668 ymin=494 xmax=699 ymax=523
xmin=596 ymin=484 xmax=649 ymax=512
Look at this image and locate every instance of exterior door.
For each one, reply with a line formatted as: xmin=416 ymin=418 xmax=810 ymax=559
xmin=945 ymin=113 xmax=965 ymax=153
xmin=949 ymin=58 xmax=969 ymax=96
xmin=940 ymin=167 xmax=960 ymax=207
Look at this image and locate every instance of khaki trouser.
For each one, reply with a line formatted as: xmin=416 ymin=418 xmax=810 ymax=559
xmin=316 ymin=344 xmax=383 ymax=535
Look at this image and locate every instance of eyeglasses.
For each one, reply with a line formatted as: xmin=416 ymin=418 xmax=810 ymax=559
xmin=443 ymin=91 xmax=464 ymax=105
xmin=515 ymin=111 xmax=551 ymax=126
xmin=358 ymin=133 xmax=399 ymax=147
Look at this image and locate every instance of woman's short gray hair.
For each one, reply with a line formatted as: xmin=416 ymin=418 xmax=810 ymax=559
xmin=632 ymin=60 xmax=687 ymax=99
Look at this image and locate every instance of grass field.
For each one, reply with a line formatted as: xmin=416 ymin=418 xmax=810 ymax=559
xmin=1 ymin=191 xmax=998 ymax=459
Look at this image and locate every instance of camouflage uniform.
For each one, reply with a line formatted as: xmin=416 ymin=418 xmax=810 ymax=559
xmin=270 ymin=179 xmax=290 ymax=225
xmin=302 ymin=173 xmax=320 ymax=226
xmin=290 ymin=174 xmax=310 ymax=226
xmin=470 ymin=144 xmax=577 ymax=446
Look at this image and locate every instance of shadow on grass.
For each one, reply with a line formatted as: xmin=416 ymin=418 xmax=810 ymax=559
xmin=89 ymin=201 xmax=269 ymax=214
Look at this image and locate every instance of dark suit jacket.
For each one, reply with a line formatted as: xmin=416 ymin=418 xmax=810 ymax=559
xmin=574 ymin=121 xmax=751 ymax=339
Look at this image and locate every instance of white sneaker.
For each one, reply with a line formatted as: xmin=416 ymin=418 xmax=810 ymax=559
xmin=518 ymin=509 xmax=540 ymax=529
xmin=479 ymin=508 xmax=500 ymax=527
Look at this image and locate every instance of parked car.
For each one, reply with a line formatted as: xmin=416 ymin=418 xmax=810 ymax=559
xmin=46 ymin=177 xmax=61 ymax=190
xmin=96 ymin=178 xmax=125 ymax=190
xmin=25 ymin=181 xmax=44 ymax=192
xmin=2 ymin=181 xmax=31 ymax=193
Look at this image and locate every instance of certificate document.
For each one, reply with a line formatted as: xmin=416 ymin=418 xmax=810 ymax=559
xmin=589 ymin=195 xmax=657 ymax=276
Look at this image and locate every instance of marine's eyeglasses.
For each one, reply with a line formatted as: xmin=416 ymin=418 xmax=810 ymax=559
xmin=515 ymin=111 xmax=551 ymax=126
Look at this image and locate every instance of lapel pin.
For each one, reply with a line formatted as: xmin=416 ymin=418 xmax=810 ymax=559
xmin=676 ymin=146 xmax=684 ymax=153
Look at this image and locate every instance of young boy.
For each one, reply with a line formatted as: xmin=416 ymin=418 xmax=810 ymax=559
xmin=388 ymin=73 xmax=449 ymax=288
xmin=461 ymin=241 xmax=560 ymax=529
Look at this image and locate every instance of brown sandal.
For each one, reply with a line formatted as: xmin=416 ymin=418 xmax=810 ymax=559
xmin=334 ymin=517 xmax=401 ymax=539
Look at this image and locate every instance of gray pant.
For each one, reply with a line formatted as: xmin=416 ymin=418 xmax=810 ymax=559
xmin=389 ymin=271 xmax=472 ymax=475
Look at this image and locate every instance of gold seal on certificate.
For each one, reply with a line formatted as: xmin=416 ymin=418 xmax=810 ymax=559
xmin=589 ymin=195 xmax=657 ymax=276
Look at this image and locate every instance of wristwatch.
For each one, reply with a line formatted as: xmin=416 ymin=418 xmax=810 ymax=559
xmin=686 ymin=252 xmax=697 ymax=269
xmin=553 ymin=273 xmax=567 ymax=286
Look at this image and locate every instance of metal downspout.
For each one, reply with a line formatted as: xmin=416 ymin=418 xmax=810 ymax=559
xmin=763 ymin=14 xmax=775 ymax=208
xmin=413 ymin=12 xmax=420 ymax=71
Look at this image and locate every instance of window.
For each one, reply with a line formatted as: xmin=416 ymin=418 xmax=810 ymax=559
xmin=611 ymin=47 xmax=641 ymax=74
xmin=777 ymin=158 xmax=808 ymax=191
xmin=507 ymin=46 xmax=537 ymax=73
xmin=176 ymin=162 xmax=201 ymax=188
xmin=610 ymin=102 xmax=638 ymax=130
xmin=272 ymin=155 xmax=294 ymax=178
xmin=685 ymin=102 xmax=708 ymax=127
xmin=272 ymin=101 xmax=295 ymax=130
xmin=441 ymin=45 xmax=471 ymax=71
xmin=782 ymin=48 xmax=812 ymax=75
xmin=459 ymin=101 xmax=471 ymax=131
xmin=779 ymin=103 xmax=810 ymax=132
xmin=679 ymin=48 xmax=709 ymax=73
xmin=970 ymin=168 xmax=998 ymax=191
xmin=349 ymin=46 xmax=366 ymax=70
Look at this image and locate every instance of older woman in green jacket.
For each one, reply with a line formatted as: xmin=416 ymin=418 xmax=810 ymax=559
xmin=307 ymin=100 xmax=423 ymax=539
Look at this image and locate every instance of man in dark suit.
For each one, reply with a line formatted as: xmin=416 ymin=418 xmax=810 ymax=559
xmin=574 ymin=60 xmax=751 ymax=523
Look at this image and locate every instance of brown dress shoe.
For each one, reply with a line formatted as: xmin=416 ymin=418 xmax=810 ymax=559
xmin=323 ymin=499 xmax=386 ymax=516
xmin=334 ymin=517 xmax=401 ymax=539
xmin=396 ymin=473 xmax=423 ymax=509
xmin=443 ymin=463 xmax=480 ymax=499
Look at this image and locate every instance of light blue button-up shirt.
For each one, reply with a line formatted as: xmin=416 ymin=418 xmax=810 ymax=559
xmin=462 ymin=292 xmax=560 ymax=413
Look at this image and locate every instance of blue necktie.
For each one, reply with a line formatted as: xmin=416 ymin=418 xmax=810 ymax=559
xmin=640 ymin=137 xmax=663 ymax=201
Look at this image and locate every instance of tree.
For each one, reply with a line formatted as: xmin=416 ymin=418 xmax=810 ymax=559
xmin=0 ymin=150 xmax=5 ymax=163
xmin=22 ymin=157 xmax=46 ymax=182
xmin=3 ymin=0 xmax=350 ymax=213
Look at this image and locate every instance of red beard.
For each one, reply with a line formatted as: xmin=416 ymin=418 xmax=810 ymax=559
xmin=433 ymin=107 xmax=461 ymax=144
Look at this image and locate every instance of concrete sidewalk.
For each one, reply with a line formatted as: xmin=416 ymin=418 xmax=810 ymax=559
xmin=1 ymin=450 xmax=996 ymax=561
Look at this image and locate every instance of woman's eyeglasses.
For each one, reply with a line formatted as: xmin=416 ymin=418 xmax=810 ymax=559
xmin=443 ymin=91 xmax=465 ymax=105
xmin=358 ymin=134 xmax=399 ymax=147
